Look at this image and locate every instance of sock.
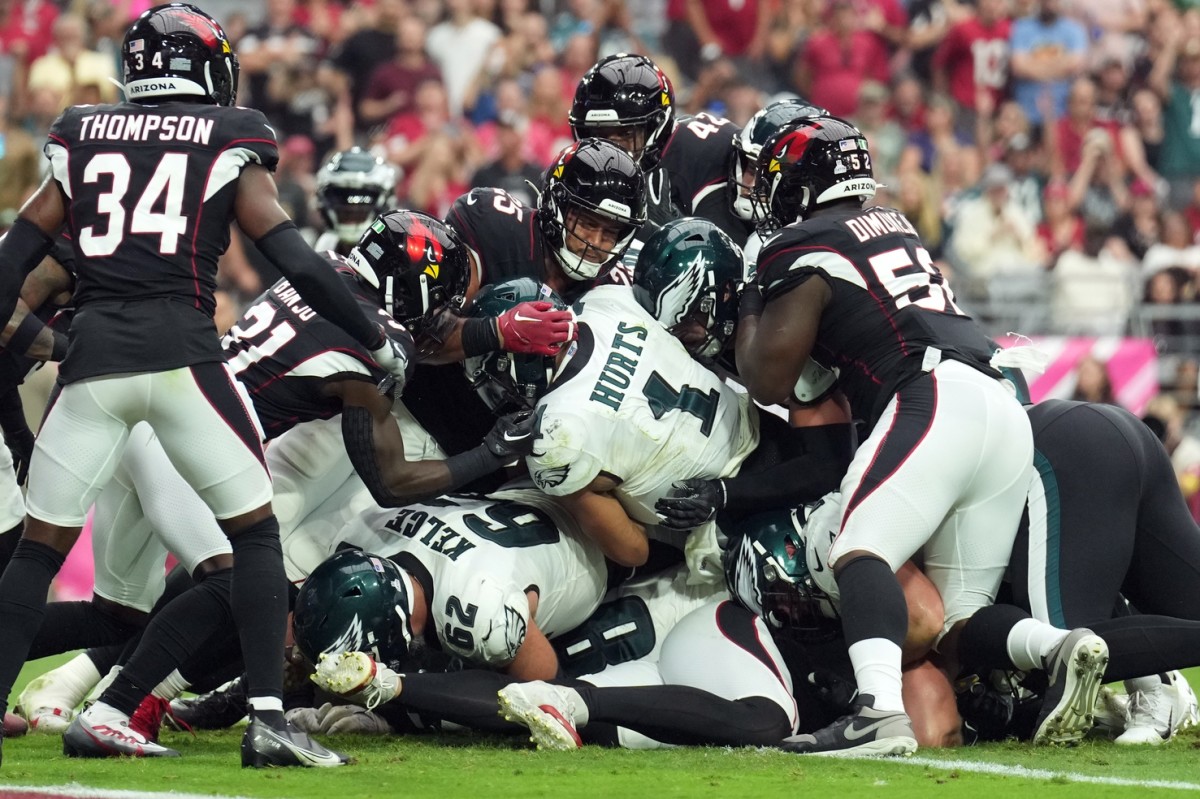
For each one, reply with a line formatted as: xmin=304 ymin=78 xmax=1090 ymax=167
xmin=100 ymin=569 xmax=234 ymax=716
xmin=28 ymin=601 xmax=142 ymax=660
xmin=835 ymin=556 xmax=907 ymax=713
xmin=230 ymin=516 xmax=288 ymax=723
xmin=178 ymin=627 xmax=243 ymax=692
xmin=1090 ymin=615 xmax=1200 ymax=681
xmin=1006 ymin=617 xmax=1069 ymax=672
xmin=957 ymin=603 xmax=1039 ymax=671
xmin=152 ymin=669 xmax=191 ymax=701
xmin=84 ymin=644 xmax=125 ymax=677
xmin=0 ymin=538 xmax=66 ymax=711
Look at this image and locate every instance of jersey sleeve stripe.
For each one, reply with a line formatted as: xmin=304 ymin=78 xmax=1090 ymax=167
xmin=45 ymin=140 xmax=71 ymax=198
xmin=283 ymin=350 xmax=375 ymax=380
xmin=202 ymin=141 xmax=275 ymax=202
xmin=763 ymin=246 xmax=867 ymax=292
xmin=690 ymin=180 xmax=726 ymax=214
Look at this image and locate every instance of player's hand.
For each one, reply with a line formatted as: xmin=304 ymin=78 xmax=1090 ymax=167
xmin=369 ymin=324 xmax=414 ymax=389
xmin=483 ymin=410 xmax=536 ymax=460
xmin=496 ymin=301 xmax=577 ymax=356
xmin=655 ymin=479 xmax=727 ymax=530
xmin=312 ymin=651 xmax=401 ymax=710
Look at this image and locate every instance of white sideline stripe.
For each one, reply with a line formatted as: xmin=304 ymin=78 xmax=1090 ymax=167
xmin=861 ymin=755 xmax=1200 ymax=791
xmin=0 ymin=785 xmax=251 ymax=799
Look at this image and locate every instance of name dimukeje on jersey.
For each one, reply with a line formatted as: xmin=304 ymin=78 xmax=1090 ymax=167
xmin=78 ymin=112 xmax=214 ymax=145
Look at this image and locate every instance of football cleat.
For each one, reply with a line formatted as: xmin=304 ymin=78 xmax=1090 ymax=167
xmin=1032 ymin=629 xmax=1109 ymax=745
xmin=1116 ymin=671 xmax=1199 ymax=745
xmin=129 ymin=695 xmax=186 ymax=743
xmin=1090 ymin=687 xmax=1128 ymax=739
xmin=497 ymin=681 xmax=584 ymax=751
xmin=780 ymin=695 xmax=917 ymax=757
xmin=169 ymin=676 xmax=247 ymax=730
xmin=62 ymin=704 xmax=180 ymax=759
xmin=240 ymin=718 xmax=349 ymax=768
xmin=312 ymin=652 xmax=400 ymax=710
xmin=16 ymin=668 xmax=87 ymax=733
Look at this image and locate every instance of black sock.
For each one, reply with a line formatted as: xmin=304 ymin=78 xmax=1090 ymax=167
xmin=100 ymin=569 xmax=234 ymax=716
xmin=835 ymin=556 xmax=907 ymax=647
xmin=0 ymin=522 xmax=21 ymax=575
xmin=84 ymin=644 xmax=125 ymax=680
xmin=230 ymin=516 xmax=287 ymax=716
xmin=178 ymin=628 xmax=243 ymax=693
xmin=28 ymin=601 xmax=143 ymax=660
xmin=0 ymin=538 xmax=65 ymax=710
xmin=572 ymin=685 xmax=792 ymax=746
xmin=1090 ymin=615 xmax=1200 ymax=681
xmin=956 ymin=604 xmax=1031 ymax=672
xmin=396 ymin=670 xmax=516 ymax=732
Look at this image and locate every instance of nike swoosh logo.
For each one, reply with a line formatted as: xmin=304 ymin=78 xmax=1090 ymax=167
xmin=502 ymin=431 xmax=527 ymax=442
xmin=513 ymin=313 xmax=538 ymax=323
xmin=843 ymin=717 xmax=894 ymax=741
xmin=1162 ymin=709 xmax=1174 ymax=741
xmin=467 ymin=194 xmax=478 ymax=205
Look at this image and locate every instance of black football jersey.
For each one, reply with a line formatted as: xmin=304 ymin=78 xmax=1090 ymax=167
xmin=45 ymin=102 xmax=279 ymax=383
xmin=223 ymin=257 xmax=409 ymax=440
xmin=0 ymin=233 xmax=77 ymax=392
xmin=445 ymin=187 xmax=548 ymax=288
xmin=756 ymin=205 xmax=1000 ymax=430
xmin=659 ymin=114 xmax=752 ymax=246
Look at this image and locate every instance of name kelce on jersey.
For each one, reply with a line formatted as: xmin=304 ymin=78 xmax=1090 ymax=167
xmin=589 ymin=321 xmax=649 ymax=411
xmin=843 ymin=207 xmax=919 ymax=243
xmin=77 ymin=112 xmax=215 ymax=145
xmin=383 ymin=506 xmax=476 ymax=562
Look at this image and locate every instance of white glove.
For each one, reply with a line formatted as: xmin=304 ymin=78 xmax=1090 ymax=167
xmin=369 ymin=326 xmax=413 ymax=390
xmin=792 ymin=357 xmax=838 ymax=405
xmin=312 ymin=651 xmax=401 ymax=710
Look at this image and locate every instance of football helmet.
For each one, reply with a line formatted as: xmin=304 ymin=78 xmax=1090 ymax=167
xmin=754 ymin=116 xmax=877 ymax=229
xmin=122 ymin=3 xmax=239 ymax=106
xmin=633 ymin=217 xmax=743 ymax=360
xmin=463 ymin=278 xmax=566 ymax=413
xmin=538 ymin=138 xmax=647 ymax=282
xmin=569 ymin=53 xmax=675 ymax=171
xmin=723 ymin=505 xmax=840 ymax=645
xmin=293 ymin=550 xmax=416 ymax=670
xmin=316 ymin=148 xmax=398 ymax=246
xmin=347 ymin=210 xmax=470 ymax=347
xmin=730 ymin=99 xmax=828 ymax=221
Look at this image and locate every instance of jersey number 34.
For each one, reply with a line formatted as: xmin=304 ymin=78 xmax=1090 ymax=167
xmin=78 ymin=152 xmax=189 ymax=257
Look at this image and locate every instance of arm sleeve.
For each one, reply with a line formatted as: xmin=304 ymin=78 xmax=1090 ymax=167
xmin=255 ymin=222 xmax=383 ymax=348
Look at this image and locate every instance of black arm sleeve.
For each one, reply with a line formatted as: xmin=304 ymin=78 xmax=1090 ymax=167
xmin=342 ymin=405 xmax=409 ymax=508
xmin=0 ymin=218 xmax=56 ymax=323
xmin=723 ymin=423 xmax=854 ymax=511
xmin=255 ymin=222 xmax=383 ymax=349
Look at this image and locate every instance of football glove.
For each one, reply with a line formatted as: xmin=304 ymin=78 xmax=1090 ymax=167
xmin=312 ymin=651 xmax=400 ymax=711
xmin=288 ymin=703 xmax=394 ymax=735
xmin=369 ymin=324 xmax=415 ymax=391
xmin=792 ymin=357 xmax=838 ymax=406
xmin=482 ymin=410 xmax=536 ymax=460
xmin=655 ymin=479 xmax=727 ymax=531
xmin=496 ymin=301 xmax=577 ymax=356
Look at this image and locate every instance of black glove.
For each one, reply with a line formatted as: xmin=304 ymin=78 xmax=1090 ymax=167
xmin=654 ymin=478 xmax=726 ymax=530
xmin=482 ymin=410 xmax=536 ymax=460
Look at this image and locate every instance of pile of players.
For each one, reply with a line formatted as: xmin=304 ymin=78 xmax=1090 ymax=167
xmin=0 ymin=1 xmax=1198 ymax=770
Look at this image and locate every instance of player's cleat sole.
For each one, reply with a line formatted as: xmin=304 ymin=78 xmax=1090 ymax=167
xmin=497 ymin=683 xmax=583 ymax=752
xmin=62 ymin=715 xmax=180 ymax=759
xmin=1033 ymin=630 xmax=1109 ymax=746
xmin=240 ymin=718 xmax=349 ymax=768
xmin=168 ymin=676 xmax=247 ymax=731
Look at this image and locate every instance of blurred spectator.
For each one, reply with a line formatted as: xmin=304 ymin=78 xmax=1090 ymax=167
xmin=486 ymin=9 xmax=556 ymax=86
xmin=551 ymin=0 xmax=596 ymax=52
xmin=1066 ymin=125 xmax=1131 ymax=231
xmin=1143 ymin=267 xmax=1194 ymax=341
xmin=950 ymin=163 xmax=1046 ymax=294
xmin=1009 ymin=0 xmax=1088 ymax=127
xmin=471 ymin=110 xmax=542 ymax=205
xmin=763 ymin=0 xmax=817 ymax=89
xmin=899 ymin=93 xmax=979 ymax=186
xmin=907 ymin=0 xmax=970 ymax=86
xmin=841 ymin=0 xmax=909 ymax=52
xmin=852 ymin=80 xmax=905 ymax=184
xmin=426 ymin=0 xmax=502 ymax=118
xmin=1130 ymin=86 xmax=1165 ymax=169
xmin=0 ymin=95 xmax=38 ymax=214
xmin=1184 ymin=177 xmax=1200 ymax=241
xmin=796 ymin=0 xmax=890 ymax=118
xmin=1070 ymin=354 xmax=1117 ymax=404
xmin=1000 ymin=133 xmax=1047 ymax=224
xmin=1149 ymin=16 xmax=1200 ymax=208
xmin=1061 ymin=0 xmax=1148 ymax=72
xmin=527 ymin=66 xmax=574 ymax=164
xmin=276 ymin=135 xmax=318 ymax=229
xmin=238 ymin=0 xmax=320 ymax=111
xmin=84 ymin=1 xmax=128 ymax=82
xmin=0 ymin=0 xmax=58 ymax=67
xmin=890 ymin=171 xmax=944 ymax=257
xmin=1036 ymin=180 xmax=1084 ymax=262
xmin=26 ymin=13 xmax=117 ymax=107
xmin=328 ymin=0 xmax=404 ymax=130
xmin=406 ymin=132 xmax=471 ymax=217
xmin=358 ymin=15 xmax=441 ymax=131
xmin=932 ymin=0 xmax=1011 ymax=138
xmin=1050 ymin=76 xmax=1158 ymax=187
xmin=889 ymin=72 xmax=928 ymax=135
xmin=1050 ymin=224 xmax=1137 ymax=335
xmin=721 ymin=81 xmax=764 ymax=127
xmin=1093 ymin=56 xmax=1135 ymax=126
xmin=1142 ymin=393 xmax=1200 ymax=500
xmin=1143 ymin=210 xmax=1200 ymax=274
xmin=1111 ymin=178 xmax=1162 ymax=261
xmin=682 ymin=0 xmax=771 ymax=66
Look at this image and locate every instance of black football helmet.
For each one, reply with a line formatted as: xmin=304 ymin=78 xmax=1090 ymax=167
xmin=463 ymin=278 xmax=566 ymax=414
xmin=569 ymin=53 xmax=676 ymax=171
xmin=293 ymin=549 xmax=416 ymax=670
xmin=730 ymin=99 xmax=828 ymax=222
xmin=754 ymin=116 xmax=877 ymax=229
xmin=538 ymin=138 xmax=647 ymax=282
xmin=347 ymin=210 xmax=471 ymax=348
xmin=122 ymin=3 xmax=239 ymax=106
xmin=316 ymin=148 xmax=398 ymax=246
xmin=633 ymin=217 xmax=743 ymax=361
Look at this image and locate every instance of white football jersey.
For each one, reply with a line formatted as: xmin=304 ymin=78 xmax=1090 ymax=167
xmin=528 ymin=285 xmax=760 ymax=525
xmin=332 ymin=487 xmax=609 ymax=667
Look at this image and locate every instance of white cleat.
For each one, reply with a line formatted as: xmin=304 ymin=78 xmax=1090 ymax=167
xmin=1116 ymin=671 xmax=1199 ymax=745
xmin=497 ymin=681 xmax=583 ymax=752
xmin=1090 ymin=687 xmax=1128 ymax=739
xmin=17 ymin=676 xmax=80 ymax=733
xmin=311 ymin=652 xmax=399 ymax=710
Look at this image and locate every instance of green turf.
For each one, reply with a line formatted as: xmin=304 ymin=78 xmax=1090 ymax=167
xmin=4 ymin=658 xmax=1199 ymax=799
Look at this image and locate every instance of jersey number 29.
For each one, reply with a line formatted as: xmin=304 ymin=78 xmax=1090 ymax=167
xmin=78 ymin=152 xmax=189 ymax=257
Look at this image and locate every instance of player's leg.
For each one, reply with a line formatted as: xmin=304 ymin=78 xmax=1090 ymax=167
xmin=148 ymin=363 xmax=344 ymax=767
xmin=0 ymin=377 xmax=134 ymax=744
xmin=0 ymin=435 xmax=26 ymax=575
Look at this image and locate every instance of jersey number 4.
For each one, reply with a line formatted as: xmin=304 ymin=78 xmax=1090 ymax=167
xmin=79 ymin=152 xmax=189 ymax=257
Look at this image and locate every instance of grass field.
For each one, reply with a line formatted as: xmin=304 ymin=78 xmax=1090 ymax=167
xmin=3 ymin=658 xmax=1200 ymax=799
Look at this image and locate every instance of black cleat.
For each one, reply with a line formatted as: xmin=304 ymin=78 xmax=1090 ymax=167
xmin=169 ymin=677 xmax=248 ymax=730
xmin=240 ymin=718 xmax=349 ymax=768
xmin=780 ymin=695 xmax=917 ymax=757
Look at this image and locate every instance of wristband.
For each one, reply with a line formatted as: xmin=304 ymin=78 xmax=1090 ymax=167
xmin=445 ymin=443 xmax=506 ymax=488
xmin=6 ymin=313 xmax=46 ymax=355
xmin=739 ymin=284 xmax=765 ymax=321
xmin=461 ymin=316 xmax=501 ymax=357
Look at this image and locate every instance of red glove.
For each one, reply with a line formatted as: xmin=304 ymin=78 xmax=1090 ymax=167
xmin=496 ymin=301 xmax=577 ymax=356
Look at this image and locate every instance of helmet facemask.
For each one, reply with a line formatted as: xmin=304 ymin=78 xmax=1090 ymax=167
xmin=549 ymin=192 xmax=639 ymax=282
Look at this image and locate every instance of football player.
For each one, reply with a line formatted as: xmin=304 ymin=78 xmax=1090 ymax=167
xmin=735 ymin=116 xmax=1104 ymax=755
xmin=312 ymin=147 xmax=397 ymax=256
xmin=0 ymin=2 xmax=430 ymax=767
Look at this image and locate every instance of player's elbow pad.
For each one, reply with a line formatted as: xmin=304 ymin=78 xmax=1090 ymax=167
xmin=342 ymin=405 xmax=408 ymax=507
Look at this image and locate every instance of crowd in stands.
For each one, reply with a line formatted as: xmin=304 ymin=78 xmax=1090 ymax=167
xmin=5 ymin=0 xmax=1200 ymax=448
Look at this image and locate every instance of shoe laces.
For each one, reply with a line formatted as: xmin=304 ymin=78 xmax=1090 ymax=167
xmin=1125 ymin=687 xmax=1170 ymax=731
xmin=129 ymin=696 xmax=170 ymax=743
